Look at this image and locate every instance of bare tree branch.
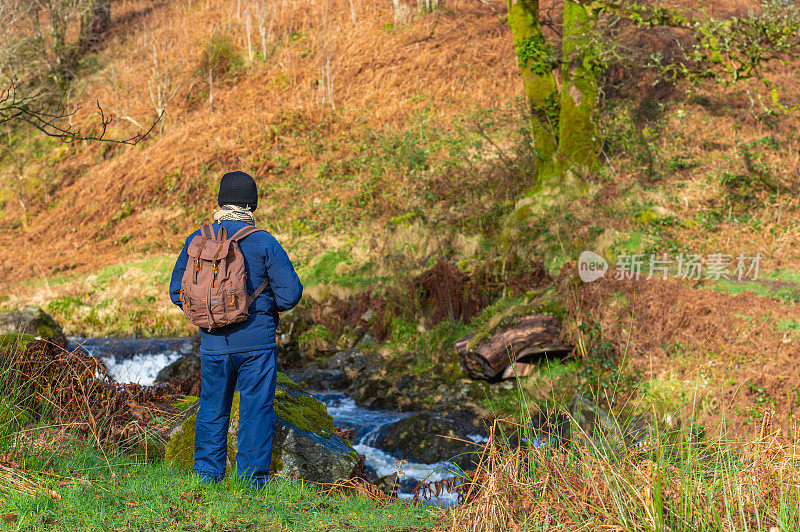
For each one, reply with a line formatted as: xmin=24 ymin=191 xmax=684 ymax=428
xmin=0 ymin=80 xmax=159 ymax=144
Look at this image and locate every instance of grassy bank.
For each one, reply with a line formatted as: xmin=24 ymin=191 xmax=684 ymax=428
xmin=0 ymin=336 xmax=436 ymax=531
xmin=0 ymin=437 xmax=437 ymax=531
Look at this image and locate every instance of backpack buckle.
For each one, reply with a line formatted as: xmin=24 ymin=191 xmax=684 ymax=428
xmin=193 ymin=259 xmax=201 ymax=283
xmin=212 ymin=263 xmax=219 ymax=286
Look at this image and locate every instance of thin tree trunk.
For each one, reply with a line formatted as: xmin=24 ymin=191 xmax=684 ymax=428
xmin=506 ymin=0 xmax=559 ymax=183
xmin=557 ymin=0 xmax=600 ymax=177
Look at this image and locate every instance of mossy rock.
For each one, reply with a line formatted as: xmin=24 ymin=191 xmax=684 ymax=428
xmin=0 ymin=306 xmax=63 ymax=338
xmin=164 ymin=372 xmax=358 ymax=483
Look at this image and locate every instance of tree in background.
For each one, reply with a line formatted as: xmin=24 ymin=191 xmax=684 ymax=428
xmin=507 ymin=0 xmax=800 ymax=185
xmin=0 ymin=0 xmax=156 ymax=142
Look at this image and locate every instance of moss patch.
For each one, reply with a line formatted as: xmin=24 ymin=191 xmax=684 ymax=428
xmin=164 ymin=414 xmax=196 ymax=470
xmin=273 ymin=391 xmax=335 ymax=436
xmin=276 ymin=371 xmax=302 ymax=391
xmin=466 ymin=294 xmax=566 ymax=350
xmin=174 ymin=395 xmax=199 ymax=413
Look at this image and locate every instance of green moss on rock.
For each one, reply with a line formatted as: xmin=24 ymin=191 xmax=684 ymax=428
xmin=276 ymin=371 xmax=301 ymax=390
xmin=273 ymin=392 xmax=335 ymax=436
xmin=164 ymin=414 xmax=196 ymax=470
xmin=174 ymin=395 xmax=199 ymax=413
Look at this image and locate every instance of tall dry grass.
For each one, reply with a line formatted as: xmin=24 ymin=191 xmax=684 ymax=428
xmin=445 ymin=411 xmax=800 ymax=531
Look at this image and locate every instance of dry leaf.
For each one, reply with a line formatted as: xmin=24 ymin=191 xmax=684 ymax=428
xmin=124 ymin=501 xmax=138 ymax=507
xmin=48 ymin=490 xmax=61 ymax=500
xmin=1 ymin=514 xmax=17 ymax=524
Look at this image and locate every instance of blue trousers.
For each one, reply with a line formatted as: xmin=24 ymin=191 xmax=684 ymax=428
xmin=194 ymin=348 xmax=277 ymax=487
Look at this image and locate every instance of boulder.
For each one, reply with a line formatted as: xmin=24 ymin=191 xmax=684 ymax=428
xmin=277 ymin=308 xmax=314 ymax=367
xmin=348 ymin=371 xmax=483 ymax=412
xmin=164 ymin=372 xmax=360 ymax=484
xmin=155 ymin=352 xmax=200 ymax=384
xmin=373 ymin=410 xmax=488 ymax=471
xmin=568 ymin=395 xmax=654 ymax=452
xmin=0 ymin=306 xmax=63 ymax=338
xmin=285 ymin=364 xmax=350 ymax=391
xmin=154 ymin=336 xmax=201 ymax=384
xmin=322 ymin=348 xmax=368 ymax=378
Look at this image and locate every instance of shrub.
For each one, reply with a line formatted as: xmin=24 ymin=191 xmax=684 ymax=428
xmin=198 ymin=34 xmax=244 ymax=78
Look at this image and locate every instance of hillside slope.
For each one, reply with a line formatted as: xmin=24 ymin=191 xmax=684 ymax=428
xmin=0 ymin=0 xmax=523 ymax=281
xmin=2 ymin=0 xmax=800 ymax=436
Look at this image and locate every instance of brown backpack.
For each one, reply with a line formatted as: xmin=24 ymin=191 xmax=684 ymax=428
xmin=179 ymin=224 xmax=269 ymax=331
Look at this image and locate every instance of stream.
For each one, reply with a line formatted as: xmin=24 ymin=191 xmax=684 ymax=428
xmin=68 ymin=337 xmax=465 ymax=503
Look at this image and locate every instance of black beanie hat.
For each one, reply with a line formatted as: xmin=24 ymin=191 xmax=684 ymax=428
xmin=217 ymin=171 xmax=258 ymax=211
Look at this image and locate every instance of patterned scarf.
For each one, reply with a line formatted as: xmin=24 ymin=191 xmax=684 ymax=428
xmin=213 ymin=204 xmax=255 ymax=225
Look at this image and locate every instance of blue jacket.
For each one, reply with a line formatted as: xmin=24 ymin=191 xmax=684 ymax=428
xmin=169 ymin=220 xmax=303 ymax=355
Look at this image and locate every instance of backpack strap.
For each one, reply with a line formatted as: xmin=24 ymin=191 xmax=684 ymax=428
xmin=200 ymin=224 xmax=214 ymax=238
xmin=227 ymin=226 xmax=271 ymax=307
xmin=216 ymin=225 xmax=228 ymax=241
xmin=247 ymin=279 xmax=271 ymax=307
xmin=230 ymin=226 xmax=261 ymax=242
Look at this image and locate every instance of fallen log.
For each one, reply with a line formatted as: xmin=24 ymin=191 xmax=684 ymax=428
xmin=455 ymin=314 xmax=573 ymax=380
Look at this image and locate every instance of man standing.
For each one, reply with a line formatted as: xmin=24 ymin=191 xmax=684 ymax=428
xmin=169 ymin=170 xmax=303 ymax=487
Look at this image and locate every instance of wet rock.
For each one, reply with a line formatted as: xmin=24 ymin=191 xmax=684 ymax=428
xmin=154 ymin=353 xmax=200 ymax=384
xmin=164 ymin=372 xmax=359 ymax=484
xmin=348 ymin=371 xmax=484 ymax=412
xmin=399 ymin=478 xmax=419 ymax=495
xmin=286 ymin=364 xmax=350 ymax=391
xmin=374 ymin=410 xmax=488 ymax=471
xmin=374 ymin=473 xmax=399 ymax=498
xmin=154 ymin=336 xmax=200 ymax=384
xmin=349 ymin=377 xmax=397 ymax=410
xmin=362 ymin=463 xmax=380 ymax=484
xmin=569 ymin=395 xmax=622 ymax=448
xmin=0 ymin=306 xmax=62 ymax=338
xmin=322 ymin=348 xmax=368 ymax=377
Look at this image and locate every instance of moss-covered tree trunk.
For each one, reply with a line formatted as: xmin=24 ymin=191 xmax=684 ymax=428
xmin=507 ymin=0 xmax=559 ymax=182
xmin=507 ymin=0 xmax=601 ymax=183
xmin=557 ymin=0 xmax=601 ymax=177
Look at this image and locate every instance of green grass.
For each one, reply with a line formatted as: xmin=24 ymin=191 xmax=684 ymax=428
xmin=0 ymin=439 xmax=438 ymax=531
xmin=296 ymin=249 xmax=388 ymax=289
xmin=1 ymin=256 xmax=193 ymax=337
xmin=707 ymin=276 xmax=800 ymax=304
